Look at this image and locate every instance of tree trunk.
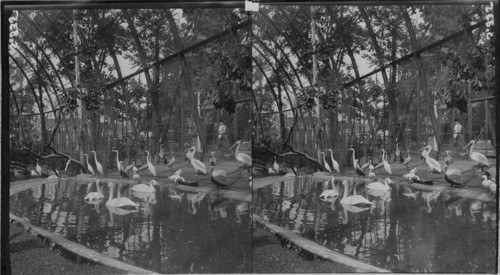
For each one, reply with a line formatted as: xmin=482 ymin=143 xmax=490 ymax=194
xmin=401 ymin=7 xmax=443 ymax=158
xmin=165 ymin=10 xmax=206 ymax=159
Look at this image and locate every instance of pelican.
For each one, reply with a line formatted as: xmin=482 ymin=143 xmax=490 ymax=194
xmin=91 ymin=151 xmax=104 ymax=175
xmin=106 ymin=182 xmax=138 ymax=208
xmin=340 ymin=180 xmax=372 ymax=206
xmin=84 ymin=180 xmax=104 ymax=202
xmin=464 ymin=140 xmax=490 ymax=169
xmin=347 ymin=148 xmax=358 ymax=169
xmin=368 ymin=159 xmax=375 ymax=171
xmin=186 ymin=146 xmax=196 ymax=161
xmin=84 ymin=154 xmax=95 ymax=174
xmin=327 ymin=149 xmax=340 ymax=173
xmin=118 ymin=161 xmax=130 ymax=179
xmin=145 ymin=150 xmax=156 ymax=176
xmin=158 ymin=144 xmax=165 ymax=164
xmin=64 ymin=158 xmax=71 ymax=172
xmin=395 ymin=142 xmax=401 ymax=163
xmin=210 ymin=164 xmax=229 ymax=189
xmin=230 ymin=140 xmax=252 ymax=167
xmin=444 ymin=164 xmax=461 ymax=177
xmin=132 ymin=171 xmax=140 ymax=180
xmin=422 ymin=145 xmax=442 ymax=174
xmin=481 ymin=175 xmax=493 ymax=189
xmin=320 ymin=177 xmax=339 ymax=199
xmin=403 ymin=170 xmax=420 ymax=181
xmin=30 ymin=170 xmax=40 ymax=177
xmin=320 ymin=152 xmax=332 ymax=173
xmin=402 ymin=148 xmax=411 ymax=170
xmin=124 ymin=159 xmax=135 ymax=172
xmin=36 ymin=158 xmax=42 ymax=175
xmin=353 ymin=159 xmax=366 ymax=176
xmin=191 ymin=155 xmax=207 ymax=175
xmin=268 ymin=167 xmax=278 ymax=174
xmin=420 ymin=145 xmax=431 ymax=161
xmin=174 ymin=169 xmax=182 ymax=176
xmin=360 ymin=158 xmax=370 ymax=171
xmin=380 ymin=149 xmax=392 ymax=175
xmin=131 ymin=179 xmax=157 ymax=193
xmin=489 ymin=181 xmax=496 ymax=194
xmin=444 ymin=165 xmax=463 ymax=188
xmin=210 ymin=152 xmax=217 ymax=167
xmin=368 ymin=170 xmax=376 ymax=179
xmin=445 ymin=150 xmax=452 ymax=165
xmin=166 ymin=151 xmax=175 ymax=171
xmin=367 ymin=178 xmax=392 ymax=191
xmin=273 ymin=156 xmax=279 ymax=172
xmin=111 ymin=149 xmax=120 ymax=172
xmin=168 ymin=173 xmax=185 ymax=183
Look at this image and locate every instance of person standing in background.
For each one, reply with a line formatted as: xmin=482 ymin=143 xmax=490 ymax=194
xmin=453 ymin=120 xmax=463 ymax=148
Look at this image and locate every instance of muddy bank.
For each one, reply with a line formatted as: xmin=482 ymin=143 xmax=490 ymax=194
xmin=253 ymin=227 xmax=355 ymax=273
xmin=8 ymin=223 xmax=126 ymax=275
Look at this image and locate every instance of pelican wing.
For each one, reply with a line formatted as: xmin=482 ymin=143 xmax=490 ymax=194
xmin=237 ymin=153 xmax=252 ymax=166
xmin=426 ymin=157 xmax=442 ymax=173
xmin=191 ymin=158 xmax=207 ymax=174
xmin=471 ymin=152 xmax=489 ymax=166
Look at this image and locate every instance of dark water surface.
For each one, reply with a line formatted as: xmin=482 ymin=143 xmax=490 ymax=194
xmin=254 ymin=177 xmax=497 ymax=273
xmin=10 ymin=179 xmax=252 ymax=274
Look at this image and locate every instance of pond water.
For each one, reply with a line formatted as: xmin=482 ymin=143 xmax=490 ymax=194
xmin=10 ymin=179 xmax=252 ymax=274
xmin=254 ymin=177 xmax=498 ymax=273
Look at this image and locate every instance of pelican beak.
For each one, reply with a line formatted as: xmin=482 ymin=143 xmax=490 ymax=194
xmin=463 ymin=142 xmax=472 ymax=150
xmin=229 ymin=143 xmax=237 ymax=150
xmin=418 ymin=147 xmax=426 ymax=151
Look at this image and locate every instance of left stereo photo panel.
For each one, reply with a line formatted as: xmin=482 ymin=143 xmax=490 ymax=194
xmin=6 ymin=5 xmax=252 ymax=274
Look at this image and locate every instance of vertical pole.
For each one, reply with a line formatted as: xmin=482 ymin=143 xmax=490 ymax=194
xmin=484 ymin=99 xmax=488 ymax=156
xmin=311 ymin=6 xmax=320 ymax=160
xmin=415 ymin=83 xmax=419 ymax=149
xmin=72 ymin=10 xmax=83 ymax=164
xmin=181 ymin=81 xmax=184 ymax=151
xmin=468 ymin=82 xmax=472 ymax=140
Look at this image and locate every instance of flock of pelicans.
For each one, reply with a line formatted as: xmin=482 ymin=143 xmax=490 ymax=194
xmin=22 ymin=140 xmax=253 ymax=210
xmin=270 ymin=139 xmax=496 ymax=207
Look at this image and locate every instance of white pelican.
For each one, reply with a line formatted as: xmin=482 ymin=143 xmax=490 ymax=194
xmin=340 ymin=180 xmax=372 ymax=206
xmin=64 ymin=158 xmax=71 ymax=172
xmin=395 ymin=142 xmax=401 ymax=163
xmin=380 ymin=149 xmax=392 ymax=175
xmin=210 ymin=164 xmax=229 ymax=189
xmin=320 ymin=152 xmax=332 ymax=173
xmin=403 ymin=170 xmax=420 ymax=181
xmin=210 ymin=152 xmax=217 ymax=167
xmin=444 ymin=150 xmax=452 ymax=165
xmin=402 ymin=148 xmax=411 ymax=170
xmin=30 ymin=170 xmax=40 ymax=177
xmin=320 ymin=177 xmax=339 ymax=199
xmin=367 ymin=178 xmax=392 ymax=191
xmin=444 ymin=165 xmax=463 ymax=188
xmin=186 ymin=146 xmax=196 ymax=161
xmin=131 ymin=179 xmax=157 ymax=193
xmin=132 ymin=171 xmax=140 ymax=180
xmin=420 ymin=145 xmax=431 ymax=161
xmin=444 ymin=164 xmax=461 ymax=177
xmin=273 ymin=156 xmax=279 ymax=172
xmin=166 ymin=151 xmax=176 ymax=171
xmin=191 ymin=155 xmax=207 ymax=175
xmin=360 ymin=158 xmax=370 ymax=171
xmin=347 ymin=148 xmax=358 ymax=169
xmin=174 ymin=169 xmax=182 ymax=176
xmin=91 ymin=150 xmax=104 ymax=175
xmin=111 ymin=149 xmax=120 ymax=172
xmin=489 ymin=181 xmax=496 ymax=194
xmin=231 ymin=140 xmax=252 ymax=167
xmin=327 ymin=149 xmax=340 ymax=173
xmin=481 ymin=175 xmax=493 ymax=189
xmin=106 ymin=182 xmax=138 ymax=208
xmin=368 ymin=170 xmax=376 ymax=179
xmin=83 ymin=154 xmax=95 ymax=174
xmin=36 ymin=158 xmax=42 ymax=175
xmin=268 ymin=167 xmax=278 ymax=174
xmin=464 ymin=140 xmax=490 ymax=168
xmin=84 ymin=180 xmax=104 ymax=202
xmin=422 ymin=147 xmax=442 ymax=173
xmin=145 ymin=150 xmax=156 ymax=176
xmin=168 ymin=173 xmax=185 ymax=183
